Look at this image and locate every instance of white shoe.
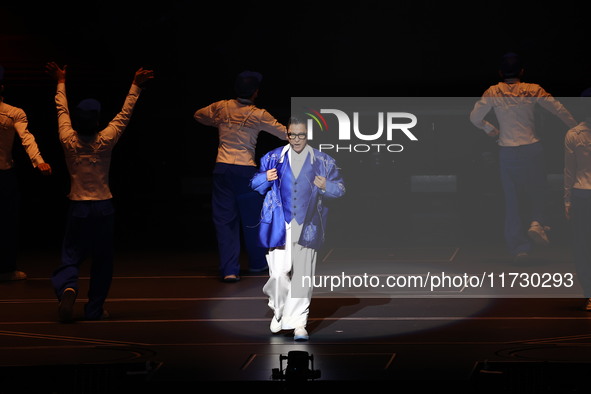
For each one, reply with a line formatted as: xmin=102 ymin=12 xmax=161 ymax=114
xmin=528 ymin=221 xmax=550 ymax=246
xmin=270 ymin=316 xmax=282 ymax=333
xmin=294 ymin=327 xmax=309 ymax=341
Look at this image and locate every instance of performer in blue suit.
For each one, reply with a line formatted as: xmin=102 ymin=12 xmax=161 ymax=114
xmin=250 ymin=114 xmax=345 ymax=341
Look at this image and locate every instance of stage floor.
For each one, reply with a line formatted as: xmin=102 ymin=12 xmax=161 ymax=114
xmin=1 ymin=243 xmax=590 ymax=393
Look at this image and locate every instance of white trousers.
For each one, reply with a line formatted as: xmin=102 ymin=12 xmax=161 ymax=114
xmin=263 ymin=221 xmax=317 ymax=330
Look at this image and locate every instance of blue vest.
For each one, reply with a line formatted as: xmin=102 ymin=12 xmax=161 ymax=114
xmin=280 ymin=153 xmax=315 ymax=225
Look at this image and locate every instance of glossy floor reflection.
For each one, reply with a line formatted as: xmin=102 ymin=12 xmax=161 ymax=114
xmin=1 ymin=245 xmax=590 ymax=393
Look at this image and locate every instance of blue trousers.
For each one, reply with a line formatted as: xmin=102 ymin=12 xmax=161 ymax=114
xmin=571 ymin=188 xmax=591 ymax=297
xmin=212 ymin=163 xmax=267 ymax=277
xmin=51 ymin=200 xmax=115 ymax=320
xmin=0 ymin=169 xmax=19 ymax=273
xmin=499 ymin=142 xmax=548 ymax=256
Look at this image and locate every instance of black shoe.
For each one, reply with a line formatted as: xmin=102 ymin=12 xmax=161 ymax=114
xmin=58 ymin=288 xmax=76 ymax=323
xmin=527 ymin=222 xmax=550 ymax=246
xmin=222 ymin=275 xmax=240 ymax=283
xmin=0 ymin=270 xmax=27 ymax=281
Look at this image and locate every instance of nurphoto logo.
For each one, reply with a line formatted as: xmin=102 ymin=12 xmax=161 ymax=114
xmin=304 ymin=108 xmax=418 ymax=153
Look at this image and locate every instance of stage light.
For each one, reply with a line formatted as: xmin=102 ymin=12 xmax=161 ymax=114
xmin=272 ymin=351 xmax=321 ymax=382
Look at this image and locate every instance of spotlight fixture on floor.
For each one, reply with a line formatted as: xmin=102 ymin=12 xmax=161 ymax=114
xmin=272 ymin=351 xmax=321 ymax=382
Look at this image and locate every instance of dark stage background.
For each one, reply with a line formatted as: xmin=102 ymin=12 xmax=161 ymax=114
xmin=2 ymin=1 xmax=591 ymax=255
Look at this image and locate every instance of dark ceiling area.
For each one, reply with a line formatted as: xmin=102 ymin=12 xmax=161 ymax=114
xmin=2 ymin=2 xmax=591 ymax=98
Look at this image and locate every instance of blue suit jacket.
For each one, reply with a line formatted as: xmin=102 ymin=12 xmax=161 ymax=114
xmin=250 ymin=145 xmax=345 ymax=249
